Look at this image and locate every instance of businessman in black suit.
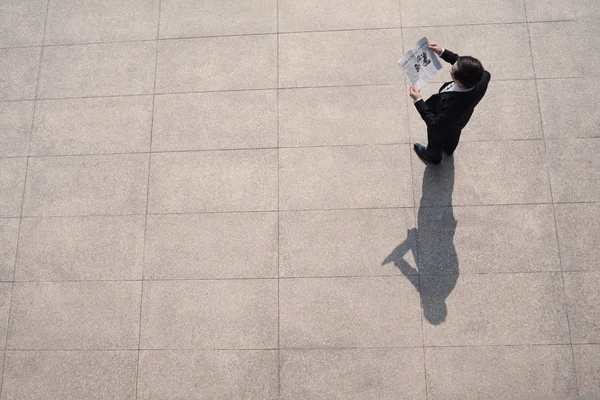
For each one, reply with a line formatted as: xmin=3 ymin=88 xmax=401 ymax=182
xmin=410 ymin=41 xmax=490 ymax=165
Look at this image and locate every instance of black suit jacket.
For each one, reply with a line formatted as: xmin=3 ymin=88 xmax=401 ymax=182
xmin=414 ymin=50 xmax=490 ymax=135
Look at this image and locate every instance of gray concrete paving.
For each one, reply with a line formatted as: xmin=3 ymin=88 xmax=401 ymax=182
xmin=0 ymin=0 xmax=599 ymax=398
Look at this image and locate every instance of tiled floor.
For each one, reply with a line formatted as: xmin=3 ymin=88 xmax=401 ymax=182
xmin=0 ymin=0 xmax=599 ymax=399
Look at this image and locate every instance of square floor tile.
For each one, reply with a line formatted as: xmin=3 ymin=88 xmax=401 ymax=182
xmin=279 ymin=277 xmax=422 ymax=347
xmin=16 ymin=216 xmax=146 ymax=281
xmin=149 ymin=149 xmax=277 ymax=213
xmin=0 ymin=47 xmax=41 ymax=101
xmin=0 ymin=157 xmax=27 ymax=217
xmin=7 ymin=281 xmax=142 ymax=349
xmin=1 ymin=350 xmax=137 ymax=400
xmin=555 ymin=203 xmax=600 ymax=271
xmin=152 ymin=91 xmax=277 ymax=152
xmin=417 ymin=204 xmax=559 ymax=274
xmin=0 ymin=0 xmax=47 ymax=47
xmin=279 ymin=145 xmax=413 ymax=210
xmin=425 ymin=346 xmax=577 ymax=400
xmin=412 ymin=141 xmax=551 ymax=206
xmin=38 ymin=42 xmax=156 ymax=98
xmin=0 ymin=101 xmax=34 ymax=157
xmin=279 ymin=29 xmax=403 ymax=87
xmin=45 ymin=0 xmax=159 ymax=44
xmin=138 ymin=350 xmax=278 ymax=399
xmin=529 ymin=21 xmax=581 ymax=78
xmin=279 ymin=85 xmax=409 ymax=147
xmin=537 ymin=78 xmax=600 ymax=138
xmin=159 ymin=0 xmax=276 ymax=38
xmin=547 ymin=138 xmax=600 ymax=202
xmin=564 ymin=271 xmax=600 ymax=343
xmin=401 ymin=0 xmax=525 ymax=26
xmin=403 ymin=25 xmax=534 ymax=81
xmin=140 ymin=279 xmax=278 ymax=349
xmin=279 ymin=0 xmax=401 ymax=32
xmin=0 ymin=218 xmax=19 ymax=280
xmin=31 ymin=96 xmax=153 ymax=156
xmin=573 ymin=344 xmax=600 ymax=398
xmin=409 ymin=80 xmax=543 ymax=142
xmin=421 ymin=273 xmax=570 ymax=344
xmin=280 ymin=208 xmax=416 ymax=277
xmin=156 ymin=36 xmax=277 ymax=93
xmin=23 ymin=154 xmax=149 ymax=217
xmin=144 ymin=212 xmax=278 ymax=279
xmin=281 ymin=348 xmax=426 ymax=400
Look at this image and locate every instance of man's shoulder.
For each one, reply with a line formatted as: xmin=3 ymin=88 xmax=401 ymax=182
xmin=472 ymin=70 xmax=491 ymax=97
xmin=479 ymin=70 xmax=491 ymax=88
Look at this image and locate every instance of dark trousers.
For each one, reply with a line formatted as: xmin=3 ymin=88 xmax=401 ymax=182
xmin=426 ymin=128 xmax=462 ymax=163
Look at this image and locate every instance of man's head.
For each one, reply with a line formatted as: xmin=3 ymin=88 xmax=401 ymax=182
xmin=450 ymin=56 xmax=484 ymax=88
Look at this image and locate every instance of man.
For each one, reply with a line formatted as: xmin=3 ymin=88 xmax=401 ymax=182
xmin=410 ymin=42 xmax=490 ymax=164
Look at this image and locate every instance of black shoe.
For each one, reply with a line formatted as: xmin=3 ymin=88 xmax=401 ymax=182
xmin=413 ymin=143 xmax=440 ymax=165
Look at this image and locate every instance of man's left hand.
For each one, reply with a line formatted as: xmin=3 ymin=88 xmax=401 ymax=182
xmin=409 ymin=86 xmax=422 ymax=101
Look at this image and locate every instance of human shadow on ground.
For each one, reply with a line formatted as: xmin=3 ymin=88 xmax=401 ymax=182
xmin=383 ymin=156 xmax=458 ymax=325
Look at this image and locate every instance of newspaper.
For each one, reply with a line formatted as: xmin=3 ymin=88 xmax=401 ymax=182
xmin=398 ymin=37 xmax=443 ymax=90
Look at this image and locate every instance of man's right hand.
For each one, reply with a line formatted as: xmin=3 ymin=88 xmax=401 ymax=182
xmin=428 ymin=42 xmax=443 ymax=55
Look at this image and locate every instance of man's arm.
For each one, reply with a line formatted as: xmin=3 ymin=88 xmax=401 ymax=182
xmin=408 ymin=86 xmax=464 ymax=131
xmin=409 ymin=41 xmax=464 ymax=129
xmin=414 ymin=96 xmax=466 ymax=132
xmin=440 ymin=49 xmax=459 ymax=65
xmin=428 ymin=42 xmax=459 ymax=64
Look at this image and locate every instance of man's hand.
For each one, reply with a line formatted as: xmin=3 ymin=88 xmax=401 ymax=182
xmin=428 ymin=42 xmax=443 ymax=55
xmin=409 ymin=86 xmax=422 ymax=101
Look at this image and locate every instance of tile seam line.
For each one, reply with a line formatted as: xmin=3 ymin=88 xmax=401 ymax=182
xmin=0 ymin=343 xmax=583 ymax=351
xmin=10 ymin=135 xmax=600 ymax=160
xmin=0 ymin=75 xmax=585 ymax=104
xmin=13 ymin=199 xmax=600 ymax=217
xmin=524 ymin=3 xmax=580 ymax=395
xmin=3 ymin=270 xmax=576 ymax=285
xmin=1 ymin=141 xmax=553 ymax=159
xmin=0 ymin=138 xmax=546 ymax=158
xmin=276 ymin=0 xmax=282 ymax=397
xmin=135 ymin=1 xmax=162 ymax=398
xmin=2 ymin=135 xmax=600 ymax=160
xmin=10 ymin=201 xmax=600 ymax=221
xmin=0 ymin=0 xmax=52 ymax=397
xmin=398 ymin=9 xmax=430 ymax=398
xmin=282 ymin=343 xmax=577 ymax=349
xmin=0 ymin=17 xmax=577 ymax=51
xmin=12 ymin=200 xmax=600 ymax=219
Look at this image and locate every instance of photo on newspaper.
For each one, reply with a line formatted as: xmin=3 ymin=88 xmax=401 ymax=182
xmin=398 ymin=37 xmax=443 ymax=90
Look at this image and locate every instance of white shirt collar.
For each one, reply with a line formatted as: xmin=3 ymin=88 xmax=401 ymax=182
xmin=443 ymin=81 xmax=474 ymax=93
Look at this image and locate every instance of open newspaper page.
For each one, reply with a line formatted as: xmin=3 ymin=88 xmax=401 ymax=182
xmin=398 ymin=50 xmax=426 ymax=89
xmin=398 ymin=37 xmax=443 ymax=89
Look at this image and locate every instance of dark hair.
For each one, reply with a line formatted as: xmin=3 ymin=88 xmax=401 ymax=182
xmin=454 ymin=56 xmax=484 ymax=88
